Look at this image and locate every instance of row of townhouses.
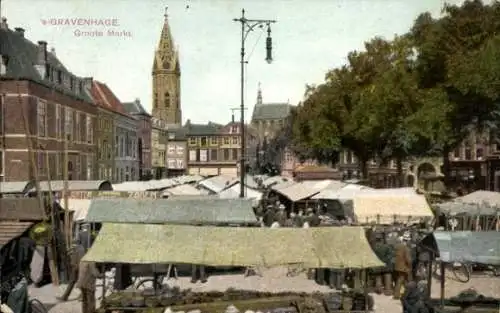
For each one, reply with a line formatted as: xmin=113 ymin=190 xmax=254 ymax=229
xmin=0 ymin=11 xmax=261 ymax=183
xmin=0 ymin=11 xmax=187 ymax=183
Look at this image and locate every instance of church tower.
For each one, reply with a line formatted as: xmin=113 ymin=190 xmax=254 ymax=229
xmin=152 ymin=7 xmax=182 ymax=125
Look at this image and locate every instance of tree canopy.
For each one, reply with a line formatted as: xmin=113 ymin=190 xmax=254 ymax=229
xmin=286 ymin=0 xmax=500 ymax=182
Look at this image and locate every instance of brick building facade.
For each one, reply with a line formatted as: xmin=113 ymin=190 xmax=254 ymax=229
xmin=0 ymin=19 xmax=97 ymax=182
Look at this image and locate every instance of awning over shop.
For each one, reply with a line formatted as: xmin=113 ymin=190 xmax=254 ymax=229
xmin=420 ymin=231 xmax=500 ymax=265
xmin=349 ymin=193 xmax=433 ymax=224
xmin=85 ymin=198 xmax=258 ymax=225
xmin=83 ymin=224 xmax=384 ymax=269
xmin=0 ymin=221 xmax=33 ymax=246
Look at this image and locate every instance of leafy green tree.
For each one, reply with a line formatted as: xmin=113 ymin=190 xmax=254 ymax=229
xmin=411 ymin=0 xmax=500 ymax=178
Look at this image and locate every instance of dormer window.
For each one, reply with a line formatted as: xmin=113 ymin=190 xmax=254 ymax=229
xmin=0 ymin=55 xmax=8 ymax=75
xmin=57 ymin=70 xmax=62 ymax=84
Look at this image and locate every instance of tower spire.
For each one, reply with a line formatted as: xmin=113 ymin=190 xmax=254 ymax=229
xmin=158 ymin=6 xmax=174 ymax=51
xmin=256 ymin=82 xmax=263 ymax=105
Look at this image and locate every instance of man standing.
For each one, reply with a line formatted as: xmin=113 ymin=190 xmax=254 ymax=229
xmin=393 ymin=236 xmax=413 ymax=299
xmin=75 ymin=261 xmax=100 ymax=313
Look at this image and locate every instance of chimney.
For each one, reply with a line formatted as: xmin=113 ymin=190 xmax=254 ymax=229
xmin=50 ymin=47 xmax=55 ymax=56
xmin=0 ymin=17 xmax=7 ymax=29
xmin=37 ymin=41 xmax=48 ymax=64
xmin=14 ymin=27 xmax=24 ymax=37
xmin=232 ymin=112 xmax=235 ymax=123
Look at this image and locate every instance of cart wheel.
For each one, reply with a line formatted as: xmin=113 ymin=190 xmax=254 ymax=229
xmin=29 ymin=299 xmax=48 ymax=313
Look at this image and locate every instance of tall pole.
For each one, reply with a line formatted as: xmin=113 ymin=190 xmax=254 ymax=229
xmin=239 ymin=10 xmax=245 ymax=199
xmin=233 ymin=9 xmax=276 ymax=198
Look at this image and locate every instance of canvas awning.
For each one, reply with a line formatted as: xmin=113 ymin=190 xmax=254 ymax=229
xmin=82 ymin=224 xmax=384 ymax=269
xmin=349 ymin=193 xmax=433 ymax=224
xmin=0 ymin=221 xmax=33 ymax=246
xmin=85 ymin=198 xmax=258 ymax=225
xmin=420 ymin=231 xmax=500 ymax=265
xmin=275 ymin=180 xmax=346 ymax=202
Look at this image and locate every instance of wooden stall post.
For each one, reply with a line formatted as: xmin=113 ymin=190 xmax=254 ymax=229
xmin=19 ymin=85 xmax=60 ymax=285
xmin=440 ymin=261 xmax=445 ymax=307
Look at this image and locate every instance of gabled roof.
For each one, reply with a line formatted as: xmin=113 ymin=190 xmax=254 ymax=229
xmin=251 ymin=102 xmax=293 ymax=121
xmin=122 ymin=99 xmax=151 ymax=117
xmin=0 ymin=25 xmax=93 ymax=103
xmin=91 ymin=80 xmax=132 ymax=118
xmin=184 ymin=121 xmax=223 ymax=136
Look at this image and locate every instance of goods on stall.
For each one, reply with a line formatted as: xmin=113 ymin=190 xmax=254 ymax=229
xmin=101 ymin=288 xmax=376 ymax=313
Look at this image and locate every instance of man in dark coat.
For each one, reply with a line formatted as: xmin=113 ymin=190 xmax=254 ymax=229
xmin=401 ymin=281 xmax=430 ymax=313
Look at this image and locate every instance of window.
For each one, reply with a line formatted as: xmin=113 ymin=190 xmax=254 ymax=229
xmin=64 ymin=108 xmax=73 ymax=140
xmin=164 ymin=92 xmax=170 ymax=107
xmin=465 ymin=148 xmax=472 ymax=160
xmin=476 ymin=148 xmax=484 ymax=160
xmin=346 ymin=151 xmax=353 ymax=164
xmin=87 ymin=156 xmax=92 ymax=180
xmin=168 ymin=145 xmax=175 ymax=154
xmin=131 ymin=168 xmax=135 ymax=180
xmin=0 ymin=151 xmax=3 ymax=177
xmin=154 ymin=93 xmax=158 ymax=108
xmin=232 ymin=136 xmax=238 ymax=144
xmin=210 ymin=149 xmax=218 ymax=161
xmin=120 ymin=168 xmax=124 ymax=182
xmin=176 ymin=159 xmax=184 ymax=168
xmin=75 ymin=156 xmax=81 ymax=180
xmin=55 ymin=153 xmax=61 ymax=178
xmin=189 ymin=137 xmax=197 ymax=145
xmin=231 ymin=125 xmax=238 ymax=133
xmin=37 ymin=100 xmax=47 ymax=137
xmin=232 ymin=148 xmax=239 ymax=160
xmin=176 ymin=146 xmax=184 ymax=154
xmin=55 ymin=104 xmax=61 ymax=139
xmin=200 ymin=149 xmax=208 ymax=162
xmin=115 ymin=136 xmax=119 ymax=156
xmin=125 ymin=166 xmax=130 ymax=181
xmin=69 ymin=77 xmax=74 ymax=90
xmin=38 ymin=152 xmax=46 ymax=175
xmin=453 ymin=148 xmax=460 ymax=159
xmin=75 ymin=112 xmax=81 ymax=142
xmin=210 ymin=137 xmax=218 ymax=145
xmin=223 ymin=149 xmax=230 ymax=161
xmin=200 ymin=137 xmax=207 ymax=146
xmin=168 ymin=132 xmax=175 ymax=140
xmin=189 ymin=150 xmax=197 ymax=161
xmin=57 ymin=70 xmax=62 ymax=84
xmin=168 ymin=159 xmax=176 ymax=168
xmin=223 ymin=137 xmax=230 ymax=145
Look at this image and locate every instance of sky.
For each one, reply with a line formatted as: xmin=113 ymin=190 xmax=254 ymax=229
xmin=3 ymin=0 xmax=471 ymax=124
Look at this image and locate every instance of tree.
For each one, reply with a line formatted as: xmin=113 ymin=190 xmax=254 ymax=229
xmin=411 ymin=0 xmax=500 ymax=178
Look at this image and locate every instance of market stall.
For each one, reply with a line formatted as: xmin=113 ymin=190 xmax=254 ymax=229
xmin=419 ymin=231 xmax=500 ymax=312
xmin=82 ymin=225 xmax=384 ymax=312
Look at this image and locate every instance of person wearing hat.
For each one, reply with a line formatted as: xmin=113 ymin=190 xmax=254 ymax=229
xmin=393 ymin=235 xmax=413 ymax=299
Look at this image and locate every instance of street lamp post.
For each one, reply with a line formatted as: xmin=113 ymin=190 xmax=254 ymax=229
xmin=233 ymin=9 xmax=276 ymax=198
